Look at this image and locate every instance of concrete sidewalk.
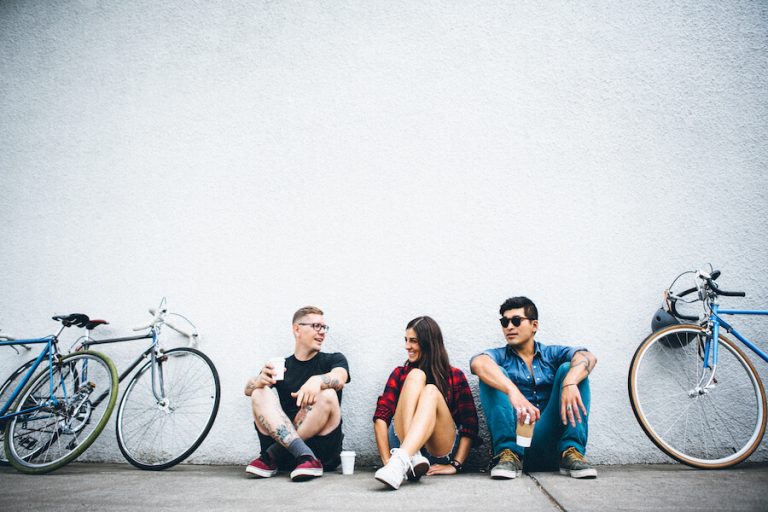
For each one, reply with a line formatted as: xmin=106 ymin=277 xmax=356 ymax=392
xmin=1 ymin=463 xmax=767 ymax=511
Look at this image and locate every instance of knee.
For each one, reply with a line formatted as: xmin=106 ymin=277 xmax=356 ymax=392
xmin=423 ymin=383 xmax=441 ymax=400
xmin=555 ymin=363 xmax=571 ymax=381
xmin=555 ymin=363 xmax=589 ymax=388
xmin=315 ymin=388 xmax=340 ymax=410
xmin=250 ymin=386 xmax=273 ymax=409
xmin=404 ymin=368 xmax=427 ymax=385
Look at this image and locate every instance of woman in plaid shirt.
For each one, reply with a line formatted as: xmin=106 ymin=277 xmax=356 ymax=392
xmin=373 ymin=316 xmax=479 ymax=490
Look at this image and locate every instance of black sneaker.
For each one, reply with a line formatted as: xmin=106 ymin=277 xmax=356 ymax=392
xmin=559 ymin=447 xmax=597 ymax=479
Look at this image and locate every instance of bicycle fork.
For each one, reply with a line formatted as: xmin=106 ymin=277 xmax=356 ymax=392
xmin=691 ymin=322 xmax=719 ymax=397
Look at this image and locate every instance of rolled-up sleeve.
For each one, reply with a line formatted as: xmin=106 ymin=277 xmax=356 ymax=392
xmin=561 ymin=345 xmax=589 ymax=365
xmin=373 ymin=367 xmax=404 ymax=425
xmin=469 ymin=346 xmax=505 ymax=373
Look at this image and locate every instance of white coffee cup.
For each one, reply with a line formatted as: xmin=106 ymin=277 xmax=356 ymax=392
xmin=268 ymin=357 xmax=285 ymax=381
xmin=340 ymin=450 xmax=355 ymax=475
xmin=516 ymin=413 xmax=535 ymax=448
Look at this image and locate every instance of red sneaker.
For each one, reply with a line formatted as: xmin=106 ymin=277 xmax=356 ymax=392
xmin=290 ymin=455 xmax=323 ymax=481
xmin=246 ymin=453 xmax=277 ymax=478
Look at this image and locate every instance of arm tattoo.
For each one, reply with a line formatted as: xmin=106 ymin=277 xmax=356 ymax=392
xmin=320 ymin=374 xmax=342 ymax=390
xmin=572 ymin=354 xmax=593 ymax=375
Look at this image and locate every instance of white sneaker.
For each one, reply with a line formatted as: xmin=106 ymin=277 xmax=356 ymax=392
xmin=407 ymin=453 xmax=430 ymax=481
xmin=374 ymin=448 xmax=413 ymax=490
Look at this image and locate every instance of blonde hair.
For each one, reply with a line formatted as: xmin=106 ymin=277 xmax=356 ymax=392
xmin=292 ymin=306 xmax=324 ymax=324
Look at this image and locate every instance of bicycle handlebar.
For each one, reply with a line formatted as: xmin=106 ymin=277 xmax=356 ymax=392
xmin=667 ymin=268 xmax=746 ymax=321
xmin=699 ymin=270 xmax=746 ymax=297
xmin=669 ymin=290 xmax=699 ymax=321
xmin=132 ymin=300 xmax=199 ymax=347
xmin=132 ymin=302 xmax=166 ymax=332
xmin=0 ymin=331 xmax=32 ymax=353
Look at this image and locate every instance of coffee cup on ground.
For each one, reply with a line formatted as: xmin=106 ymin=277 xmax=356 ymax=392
xmin=516 ymin=413 xmax=535 ymax=447
xmin=268 ymin=357 xmax=285 ymax=381
xmin=340 ymin=450 xmax=355 ymax=475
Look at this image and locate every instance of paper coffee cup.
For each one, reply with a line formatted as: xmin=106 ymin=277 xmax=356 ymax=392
xmin=268 ymin=357 xmax=285 ymax=381
xmin=516 ymin=414 xmax=535 ymax=447
xmin=340 ymin=450 xmax=355 ymax=475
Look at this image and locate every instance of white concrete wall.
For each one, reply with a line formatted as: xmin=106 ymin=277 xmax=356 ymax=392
xmin=2 ymin=1 xmax=767 ymax=466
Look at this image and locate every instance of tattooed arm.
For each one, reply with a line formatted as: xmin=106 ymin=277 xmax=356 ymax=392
xmin=291 ymin=367 xmax=349 ymax=408
xmin=320 ymin=367 xmax=348 ymax=391
xmin=560 ymin=350 xmax=597 ymax=427
xmin=244 ymin=360 xmax=282 ymax=395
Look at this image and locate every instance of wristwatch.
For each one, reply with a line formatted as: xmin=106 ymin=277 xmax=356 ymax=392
xmin=449 ymin=459 xmax=463 ymax=473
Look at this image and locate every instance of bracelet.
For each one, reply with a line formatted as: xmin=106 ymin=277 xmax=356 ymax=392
xmin=562 ymin=383 xmax=577 ymax=388
xmin=449 ymin=459 xmax=463 ymax=473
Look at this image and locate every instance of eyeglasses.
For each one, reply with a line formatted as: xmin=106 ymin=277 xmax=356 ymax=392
xmin=499 ymin=316 xmax=531 ymax=328
xmin=297 ymin=322 xmax=330 ymax=333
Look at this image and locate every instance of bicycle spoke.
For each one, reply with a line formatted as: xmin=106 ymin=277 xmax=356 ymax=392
xmin=630 ymin=326 xmax=765 ymax=468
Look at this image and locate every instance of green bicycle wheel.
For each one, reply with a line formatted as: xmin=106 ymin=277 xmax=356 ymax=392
xmin=0 ymin=359 xmax=39 ymax=466
xmin=4 ymin=351 xmax=118 ymax=474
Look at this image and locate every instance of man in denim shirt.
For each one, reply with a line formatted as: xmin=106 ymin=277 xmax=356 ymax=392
xmin=471 ymin=296 xmax=598 ymax=479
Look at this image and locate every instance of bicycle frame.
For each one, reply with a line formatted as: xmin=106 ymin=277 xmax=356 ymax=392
xmin=705 ymin=305 xmax=768 ymax=369
xmin=0 ymin=336 xmax=60 ymax=420
xmin=79 ymin=328 xmax=169 ymax=405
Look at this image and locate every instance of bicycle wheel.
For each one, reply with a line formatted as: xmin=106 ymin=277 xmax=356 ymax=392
xmin=4 ymin=351 xmax=118 ymax=474
xmin=116 ymin=347 xmax=220 ymax=470
xmin=0 ymin=359 xmax=39 ymax=466
xmin=628 ymin=324 xmax=767 ymax=468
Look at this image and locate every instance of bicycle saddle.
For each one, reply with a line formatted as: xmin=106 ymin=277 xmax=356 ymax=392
xmin=52 ymin=313 xmax=91 ymax=328
xmin=84 ymin=319 xmax=109 ymax=330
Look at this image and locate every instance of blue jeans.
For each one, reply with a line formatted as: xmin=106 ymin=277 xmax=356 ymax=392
xmin=478 ymin=363 xmax=590 ymax=471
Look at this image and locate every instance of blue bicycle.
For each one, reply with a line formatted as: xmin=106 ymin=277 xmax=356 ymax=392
xmin=0 ymin=315 xmax=118 ymax=474
xmin=628 ymin=267 xmax=767 ymax=469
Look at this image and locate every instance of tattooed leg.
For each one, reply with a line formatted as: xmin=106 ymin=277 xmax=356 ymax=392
xmin=251 ymin=387 xmax=300 ymax=447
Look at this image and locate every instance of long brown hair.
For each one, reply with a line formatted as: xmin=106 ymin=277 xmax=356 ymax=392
xmin=406 ymin=316 xmax=452 ymax=402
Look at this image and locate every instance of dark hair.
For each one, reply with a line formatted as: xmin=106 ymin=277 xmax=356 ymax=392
xmin=499 ymin=296 xmax=538 ymax=321
xmin=406 ymin=316 xmax=452 ymax=402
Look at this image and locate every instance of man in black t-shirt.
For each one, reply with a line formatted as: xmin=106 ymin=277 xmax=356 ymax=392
xmin=244 ymin=306 xmax=350 ymax=482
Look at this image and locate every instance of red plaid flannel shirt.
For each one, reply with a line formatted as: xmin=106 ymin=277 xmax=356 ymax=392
xmin=373 ymin=364 xmax=479 ymax=442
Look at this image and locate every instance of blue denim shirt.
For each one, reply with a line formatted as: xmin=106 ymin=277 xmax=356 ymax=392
xmin=472 ymin=341 xmax=587 ymax=412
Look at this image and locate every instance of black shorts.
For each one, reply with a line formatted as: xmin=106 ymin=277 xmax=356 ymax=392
xmin=255 ymin=423 xmax=344 ymax=471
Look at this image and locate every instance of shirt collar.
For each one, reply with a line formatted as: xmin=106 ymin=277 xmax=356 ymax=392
xmin=505 ymin=340 xmax=541 ymax=360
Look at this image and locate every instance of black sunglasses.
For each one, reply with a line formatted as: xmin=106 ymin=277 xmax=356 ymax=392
xmin=499 ymin=316 xmax=531 ymax=328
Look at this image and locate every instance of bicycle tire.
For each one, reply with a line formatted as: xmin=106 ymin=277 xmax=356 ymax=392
xmin=116 ymin=347 xmax=220 ymax=470
xmin=4 ymin=351 xmax=118 ymax=474
xmin=628 ymin=324 xmax=767 ymax=469
xmin=0 ymin=359 xmax=42 ymax=466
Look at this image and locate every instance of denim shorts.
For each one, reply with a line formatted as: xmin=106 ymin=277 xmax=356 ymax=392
xmin=387 ymin=422 xmax=459 ymax=464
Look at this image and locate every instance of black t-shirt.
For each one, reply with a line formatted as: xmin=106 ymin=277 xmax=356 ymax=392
xmin=274 ymin=352 xmax=350 ymax=420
